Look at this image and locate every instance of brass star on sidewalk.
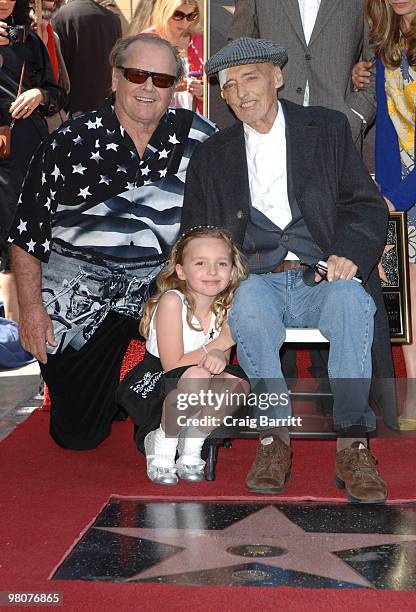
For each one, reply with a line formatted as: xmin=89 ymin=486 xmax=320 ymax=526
xmin=98 ymin=506 xmax=416 ymax=587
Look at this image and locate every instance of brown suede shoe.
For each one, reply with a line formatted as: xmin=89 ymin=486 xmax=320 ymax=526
xmin=246 ymin=438 xmax=292 ymax=494
xmin=335 ymin=442 xmax=387 ymax=503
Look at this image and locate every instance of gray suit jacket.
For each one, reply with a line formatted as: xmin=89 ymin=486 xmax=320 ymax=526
xmin=229 ymin=0 xmax=375 ymax=143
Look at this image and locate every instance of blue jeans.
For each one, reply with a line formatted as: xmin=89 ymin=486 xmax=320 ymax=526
xmin=229 ymin=271 xmax=377 ymax=431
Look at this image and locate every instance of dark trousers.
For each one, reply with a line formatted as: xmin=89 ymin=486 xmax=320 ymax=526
xmin=40 ymin=311 xmax=139 ymax=450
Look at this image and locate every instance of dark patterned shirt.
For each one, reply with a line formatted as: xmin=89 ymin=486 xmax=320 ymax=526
xmin=8 ymin=96 xmax=216 ymax=352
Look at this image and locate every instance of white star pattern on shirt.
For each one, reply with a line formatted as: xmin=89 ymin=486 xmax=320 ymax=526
xmin=17 ymin=219 xmax=27 ymax=234
xmin=168 ymin=109 xmax=176 ymax=114
xmin=42 ymin=239 xmax=50 ymax=252
xmin=106 ymin=143 xmax=119 ymax=152
xmin=91 ymin=151 xmax=103 ymax=163
xmin=60 ymin=125 xmax=71 ymax=135
xmin=143 ymin=180 xmax=151 ymax=186
xmin=85 ymin=119 xmax=98 ymax=130
xmin=106 ymin=129 xmax=115 ymax=136
xmin=158 ymin=149 xmax=168 ymax=159
xmin=95 ymin=117 xmax=103 ymax=128
xmin=51 ymin=165 xmax=62 ymax=181
xmin=26 ymin=239 xmax=36 ymax=252
xmin=126 ymin=182 xmax=135 ymax=190
xmin=51 ymin=139 xmax=59 ymax=150
xmin=78 ymin=186 xmax=91 ymax=199
xmin=141 ymin=166 xmax=150 ymax=176
xmin=73 ymin=163 xmax=87 ymax=175
xmin=168 ymin=134 xmax=180 ymax=144
xmin=74 ymin=135 xmax=84 ymax=145
xmin=44 ymin=197 xmax=51 ymax=210
xmin=120 ymin=126 xmax=125 ymax=136
xmin=117 ymin=165 xmax=127 ymax=173
xmin=50 ymin=190 xmax=56 ymax=200
xmin=95 ymin=139 xmax=100 ymax=149
xmin=99 ymin=175 xmax=111 ymax=185
xmin=159 ymin=168 xmax=167 ymax=178
xmin=7 ymin=237 xmax=14 ymax=243
xmin=130 ymin=150 xmax=136 ymax=158
xmin=41 ymin=172 xmax=46 ymax=184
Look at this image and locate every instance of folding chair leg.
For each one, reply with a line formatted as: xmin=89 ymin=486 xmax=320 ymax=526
xmin=206 ymin=443 xmax=218 ymax=481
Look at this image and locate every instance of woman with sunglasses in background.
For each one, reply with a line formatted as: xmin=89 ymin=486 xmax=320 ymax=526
xmin=0 ymin=0 xmax=66 ymax=324
xmin=353 ymin=0 xmax=416 ymax=430
xmin=139 ymin=0 xmax=204 ymax=113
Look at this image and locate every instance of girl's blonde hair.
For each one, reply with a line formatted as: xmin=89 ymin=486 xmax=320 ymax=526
xmin=366 ymin=0 xmax=416 ymax=68
xmin=151 ymin=0 xmax=201 ymax=40
xmin=140 ymin=227 xmax=248 ymax=338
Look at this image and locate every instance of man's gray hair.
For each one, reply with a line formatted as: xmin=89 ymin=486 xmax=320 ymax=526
xmin=109 ymin=33 xmax=186 ymax=81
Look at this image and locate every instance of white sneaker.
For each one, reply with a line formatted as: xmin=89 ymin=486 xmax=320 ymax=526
xmin=144 ymin=430 xmax=178 ymax=485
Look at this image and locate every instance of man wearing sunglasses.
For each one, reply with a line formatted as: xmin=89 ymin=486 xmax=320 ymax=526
xmin=8 ymin=33 xmax=216 ymax=451
xmin=182 ymin=37 xmax=396 ymax=503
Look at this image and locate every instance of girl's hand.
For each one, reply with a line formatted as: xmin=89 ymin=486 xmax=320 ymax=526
xmin=188 ymin=78 xmax=203 ymax=99
xmin=352 ymin=60 xmax=374 ymax=91
xmin=216 ymin=320 xmax=235 ymax=350
xmin=0 ymin=21 xmax=10 ymax=46
xmin=9 ymin=89 xmax=45 ymax=120
xmin=198 ymin=348 xmax=226 ymax=375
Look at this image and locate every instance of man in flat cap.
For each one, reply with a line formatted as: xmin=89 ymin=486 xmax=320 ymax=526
xmin=181 ymin=37 xmax=395 ymax=502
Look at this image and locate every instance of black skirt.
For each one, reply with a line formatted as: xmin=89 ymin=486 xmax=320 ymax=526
xmin=116 ymin=350 xmax=248 ymax=452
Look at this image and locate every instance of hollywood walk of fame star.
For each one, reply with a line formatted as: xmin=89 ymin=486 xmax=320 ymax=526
xmin=378 ymin=244 xmax=395 ymax=284
xmin=98 ymin=506 xmax=416 ymax=587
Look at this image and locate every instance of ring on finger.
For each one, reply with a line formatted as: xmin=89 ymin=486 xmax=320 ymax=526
xmin=24 ymin=105 xmax=30 ymax=111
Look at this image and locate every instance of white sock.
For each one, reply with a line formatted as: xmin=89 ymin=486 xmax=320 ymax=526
xmin=152 ymin=427 xmax=178 ymax=467
xmin=180 ymin=426 xmax=206 ymax=464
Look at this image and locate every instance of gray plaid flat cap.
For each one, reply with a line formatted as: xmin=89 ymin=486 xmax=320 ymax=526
xmin=205 ymin=37 xmax=288 ymax=76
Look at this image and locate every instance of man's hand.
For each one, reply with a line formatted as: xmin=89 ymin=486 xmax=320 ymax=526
xmin=315 ymin=255 xmax=358 ymax=283
xmin=198 ymin=348 xmax=226 ymax=375
xmin=19 ymin=304 xmax=57 ymax=364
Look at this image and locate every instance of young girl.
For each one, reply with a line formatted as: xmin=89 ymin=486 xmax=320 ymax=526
xmin=118 ymin=227 xmax=248 ymax=485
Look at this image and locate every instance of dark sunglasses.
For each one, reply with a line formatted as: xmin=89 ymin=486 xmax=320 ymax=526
xmin=117 ymin=67 xmax=176 ymax=88
xmin=171 ymin=9 xmax=199 ymax=21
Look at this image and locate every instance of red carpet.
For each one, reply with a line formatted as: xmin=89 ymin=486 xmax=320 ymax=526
xmin=1 ymin=408 xmax=415 ymax=611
